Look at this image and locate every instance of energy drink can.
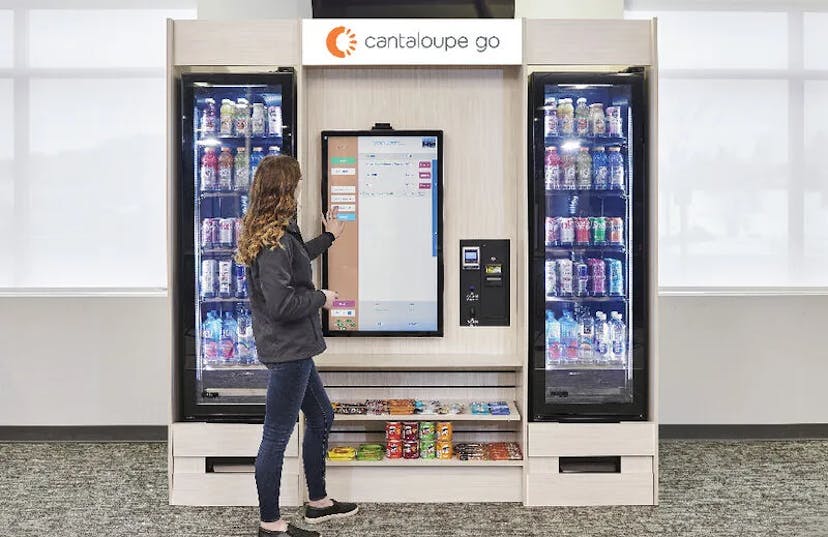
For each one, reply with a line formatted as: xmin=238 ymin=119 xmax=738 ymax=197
xmin=574 ymin=261 xmax=589 ymax=297
xmin=588 ymin=258 xmax=607 ymax=296
xmin=545 ymin=217 xmax=559 ymax=246
xmin=574 ymin=217 xmax=591 ymax=245
xmin=607 ymin=259 xmax=624 ymax=296
xmin=558 ymin=217 xmax=574 ymax=245
xmin=607 ymin=217 xmax=624 ymax=245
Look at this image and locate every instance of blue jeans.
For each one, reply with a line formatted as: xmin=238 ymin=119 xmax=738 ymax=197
xmin=255 ymin=358 xmax=334 ymax=522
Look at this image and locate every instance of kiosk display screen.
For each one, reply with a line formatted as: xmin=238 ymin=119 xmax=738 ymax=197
xmin=321 ymin=130 xmax=443 ymax=336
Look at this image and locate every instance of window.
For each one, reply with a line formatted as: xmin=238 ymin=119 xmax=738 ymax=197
xmin=626 ymin=2 xmax=828 ymax=290
xmin=0 ymin=2 xmax=196 ymax=292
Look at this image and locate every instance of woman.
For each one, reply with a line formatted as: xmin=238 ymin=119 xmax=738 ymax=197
xmin=236 ymin=155 xmax=358 ymax=537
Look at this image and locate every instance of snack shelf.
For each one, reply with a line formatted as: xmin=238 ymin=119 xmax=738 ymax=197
xmin=332 ymin=401 xmax=521 ymax=422
xmin=326 ymin=458 xmax=524 ymax=467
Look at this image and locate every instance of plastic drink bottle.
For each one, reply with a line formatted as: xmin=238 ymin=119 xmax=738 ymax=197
xmin=220 ymin=311 xmax=238 ymax=365
xmin=594 ymin=311 xmax=611 ymax=362
xmin=592 ymin=146 xmax=608 ymax=190
xmin=251 ymin=102 xmax=266 ymax=136
xmin=544 ymin=146 xmax=561 ymax=190
xmin=589 ymin=103 xmax=606 ymax=136
xmin=236 ymin=309 xmax=256 ymax=365
xmin=201 ymin=98 xmax=216 ymax=136
xmin=576 ymin=147 xmax=592 ymax=189
xmin=218 ymin=147 xmax=234 ymax=191
xmin=575 ymin=98 xmax=589 ymax=136
xmin=218 ymin=259 xmax=233 ymax=298
xmin=574 ymin=259 xmax=589 ymax=296
xmin=558 ymin=98 xmax=574 ymax=135
xmin=561 ymin=149 xmax=577 ymax=190
xmin=234 ymin=148 xmax=250 ymax=191
xmin=267 ymin=146 xmax=281 ymax=156
xmin=543 ymin=96 xmax=558 ymax=137
xmin=201 ymin=311 xmax=222 ymax=367
xmin=560 ymin=309 xmax=579 ymax=361
xmin=557 ymin=259 xmax=574 ymax=295
xmin=250 ymin=147 xmax=265 ymax=181
xmin=577 ymin=308 xmax=594 ymax=361
xmin=200 ymin=148 xmax=218 ymax=191
xmin=267 ymin=104 xmax=283 ymax=137
xmin=234 ymin=98 xmax=250 ymax=136
xmin=606 ymin=258 xmax=624 ymax=296
xmin=609 ymin=311 xmax=627 ymax=363
xmin=219 ymin=99 xmax=235 ymax=136
xmin=608 ymin=146 xmax=625 ymax=190
xmin=545 ymin=259 xmax=557 ymax=297
xmin=545 ymin=311 xmax=562 ymax=367
xmin=200 ymin=259 xmax=217 ymax=298
xmin=234 ymin=263 xmax=247 ymax=298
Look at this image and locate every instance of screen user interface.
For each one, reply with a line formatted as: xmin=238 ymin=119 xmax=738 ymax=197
xmin=324 ymin=134 xmax=440 ymax=334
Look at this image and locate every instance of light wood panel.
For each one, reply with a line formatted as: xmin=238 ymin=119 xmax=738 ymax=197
xmin=171 ymin=472 xmax=300 ymax=507
xmin=315 ymin=353 xmax=521 ymax=370
xmin=524 ymin=19 xmax=653 ymax=66
xmin=648 ymin=18 xmax=660 ymax=505
xmin=528 ymin=423 xmax=656 ymax=457
xmin=171 ymin=422 xmax=298 ymax=457
xmin=326 ymin=387 xmax=516 ymax=401
xmin=302 ymin=66 xmax=523 ymax=356
xmin=525 ymin=473 xmax=654 ymax=506
xmin=320 ymin=371 xmax=516 ymax=387
xmin=172 ymin=20 xmax=299 ymax=66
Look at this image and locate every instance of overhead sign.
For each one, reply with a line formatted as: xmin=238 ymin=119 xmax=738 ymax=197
xmin=302 ymin=19 xmax=522 ymax=66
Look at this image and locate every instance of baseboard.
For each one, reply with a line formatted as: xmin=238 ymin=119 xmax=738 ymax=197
xmin=0 ymin=426 xmax=167 ymax=442
xmin=660 ymin=424 xmax=828 ymax=440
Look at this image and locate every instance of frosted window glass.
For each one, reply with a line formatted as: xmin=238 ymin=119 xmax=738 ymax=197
xmin=24 ymin=78 xmax=166 ymax=288
xmin=0 ymin=11 xmax=12 ymax=68
xmin=658 ymin=79 xmax=790 ymax=287
xmin=28 ymin=9 xmax=195 ymax=68
xmin=628 ymin=11 xmax=788 ymax=70
xmin=803 ymin=81 xmax=828 ymax=285
xmin=804 ymin=13 xmax=828 ymax=70
xmin=0 ymin=79 xmax=13 ymax=286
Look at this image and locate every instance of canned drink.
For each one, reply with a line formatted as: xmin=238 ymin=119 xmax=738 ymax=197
xmin=385 ymin=422 xmax=402 ymax=441
xmin=402 ymin=440 xmax=420 ymax=459
xmin=574 ymin=261 xmax=589 ymax=297
xmin=234 ymin=263 xmax=247 ymax=299
xmin=545 ymin=260 xmax=558 ymax=298
xmin=545 ymin=217 xmax=559 ymax=246
xmin=607 ymin=259 xmax=624 ymax=296
xmin=574 ymin=217 xmax=591 ymax=245
xmin=591 ymin=217 xmax=607 ymax=245
xmin=386 ymin=440 xmax=402 ymax=459
xmin=240 ymin=195 xmax=249 ymax=216
xmin=219 ymin=218 xmax=236 ymax=248
xmin=558 ymin=217 xmax=574 ymax=245
xmin=419 ymin=421 xmax=436 ymax=440
xmin=557 ymin=259 xmax=574 ymax=296
xmin=200 ymin=259 xmax=217 ymax=298
xmin=218 ymin=260 xmax=233 ymax=298
xmin=201 ymin=218 xmax=218 ymax=249
xmin=607 ymin=217 xmax=624 ymax=245
xmin=402 ymin=421 xmax=419 ymax=442
xmin=420 ymin=439 xmax=436 ymax=459
xmin=588 ymin=258 xmax=607 ymax=296
xmin=436 ymin=441 xmax=454 ymax=460
xmin=436 ymin=422 xmax=453 ymax=442
xmin=606 ymin=106 xmax=622 ymax=137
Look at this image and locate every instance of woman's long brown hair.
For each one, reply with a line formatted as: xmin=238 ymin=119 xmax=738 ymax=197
xmin=235 ymin=155 xmax=301 ymax=266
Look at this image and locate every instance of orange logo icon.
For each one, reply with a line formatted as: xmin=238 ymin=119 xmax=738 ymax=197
xmin=326 ymin=26 xmax=357 ymax=58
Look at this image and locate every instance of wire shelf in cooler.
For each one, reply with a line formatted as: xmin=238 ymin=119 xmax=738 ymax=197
xmin=201 ymin=247 xmax=237 ymax=255
xmin=545 ymin=245 xmax=626 ymax=255
xmin=544 ymin=189 xmax=627 ymax=198
xmin=536 ymin=363 xmax=628 ymax=371
xmin=544 ymin=135 xmax=626 ymax=146
xmin=201 ymin=297 xmax=250 ymax=304
xmin=197 ymin=135 xmax=284 ymax=145
xmin=545 ymin=296 xmax=627 ymax=303
xmin=200 ymin=191 xmax=245 ymax=199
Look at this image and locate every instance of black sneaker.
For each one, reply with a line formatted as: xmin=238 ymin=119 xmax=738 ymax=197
xmin=258 ymin=523 xmax=319 ymax=537
xmin=304 ymin=499 xmax=359 ymax=524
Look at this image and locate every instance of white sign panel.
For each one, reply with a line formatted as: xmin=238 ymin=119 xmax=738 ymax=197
xmin=302 ymin=19 xmax=522 ymax=66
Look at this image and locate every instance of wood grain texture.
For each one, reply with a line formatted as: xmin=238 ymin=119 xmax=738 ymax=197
xmin=172 ymin=20 xmax=300 ymax=66
xmin=171 ymin=423 xmax=298 ymax=457
xmin=171 ymin=472 xmax=300 ymax=507
xmin=315 ymin=353 xmax=521 ymax=370
xmin=525 ymin=472 xmax=654 ymax=506
xmin=525 ymin=19 xmax=654 ymax=66
xmin=528 ymin=423 xmax=657 ymax=457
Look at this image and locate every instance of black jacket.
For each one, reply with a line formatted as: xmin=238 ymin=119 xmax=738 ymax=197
xmin=247 ymin=221 xmax=334 ymax=364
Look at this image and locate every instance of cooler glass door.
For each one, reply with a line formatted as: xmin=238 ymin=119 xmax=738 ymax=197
xmin=178 ymin=72 xmax=296 ymax=421
xmin=528 ymin=72 xmax=648 ymax=422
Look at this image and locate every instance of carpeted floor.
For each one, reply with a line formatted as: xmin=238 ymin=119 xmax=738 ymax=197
xmin=0 ymin=440 xmax=826 ymax=536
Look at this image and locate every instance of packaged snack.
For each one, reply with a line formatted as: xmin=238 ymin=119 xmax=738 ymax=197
xmin=386 ymin=440 xmax=402 ymax=459
xmin=436 ymin=421 xmax=453 ymax=442
xmin=419 ymin=421 xmax=436 ymax=440
xmin=402 ymin=421 xmax=419 ymax=442
xmin=385 ymin=421 xmax=402 ymax=441
xmin=436 ymin=441 xmax=454 ymax=459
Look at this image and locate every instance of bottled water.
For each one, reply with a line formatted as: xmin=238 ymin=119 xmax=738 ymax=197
xmin=593 ymin=311 xmax=611 ymax=362
xmin=609 ymin=311 xmax=627 ymax=364
xmin=220 ymin=311 xmax=238 ymax=365
xmin=577 ymin=307 xmax=594 ymax=361
xmin=545 ymin=311 xmax=562 ymax=367
xmin=236 ymin=308 xmax=256 ymax=365
xmin=560 ymin=309 xmax=579 ymax=362
xmin=201 ymin=310 xmax=222 ymax=367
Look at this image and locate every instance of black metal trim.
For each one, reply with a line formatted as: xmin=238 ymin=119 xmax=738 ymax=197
xmin=660 ymin=424 xmax=828 ymax=440
xmin=320 ymin=129 xmax=445 ymax=338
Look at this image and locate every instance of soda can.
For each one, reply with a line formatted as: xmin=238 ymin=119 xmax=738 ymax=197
xmin=234 ymin=263 xmax=247 ymax=299
xmin=574 ymin=261 xmax=589 ymax=297
xmin=386 ymin=440 xmax=402 ymax=459
xmin=558 ymin=217 xmax=574 ymax=245
xmin=545 ymin=217 xmax=559 ymax=246
xmin=240 ymin=195 xmax=249 ymax=216
xmin=385 ymin=422 xmax=402 ymax=441
xmin=200 ymin=259 xmax=217 ymax=298
xmin=402 ymin=440 xmax=420 ymax=459
xmin=419 ymin=421 xmax=436 ymax=440
xmin=591 ymin=217 xmax=607 ymax=245
xmin=574 ymin=217 xmax=591 ymax=245
xmin=607 ymin=259 xmax=624 ymax=296
xmin=420 ymin=439 xmax=436 ymax=459
xmin=219 ymin=218 xmax=236 ymax=248
xmin=606 ymin=106 xmax=622 ymax=137
xmin=556 ymin=259 xmax=573 ymax=296
xmin=607 ymin=217 xmax=624 ymax=245
xmin=545 ymin=260 xmax=558 ymax=298
xmin=436 ymin=441 xmax=454 ymax=460
xmin=588 ymin=258 xmax=607 ymax=296
xmin=402 ymin=421 xmax=419 ymax=442
xmin=436 ymin=422 xmax=453 ymax=442
xmin=218 ymin=260 xmax=233 ymax=298
xmin=201 ymin=218 xmax=218 ymax=249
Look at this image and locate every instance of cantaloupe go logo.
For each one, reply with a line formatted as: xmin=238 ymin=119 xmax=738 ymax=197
xmin=326 ymin=26 xmax=357 ymax=58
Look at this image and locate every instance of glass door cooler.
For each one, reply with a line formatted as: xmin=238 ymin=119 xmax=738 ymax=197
xmin=528 ymin=72 xmax=649 ymax=422
xmin=177 ymin=71 xmax=296 ymax=421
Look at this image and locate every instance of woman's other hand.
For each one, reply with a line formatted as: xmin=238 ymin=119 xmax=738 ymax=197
xmin=322 ymin=206 xmax=346 ymax=239
xmin=320 ymin=289 xmax=339 ymax=310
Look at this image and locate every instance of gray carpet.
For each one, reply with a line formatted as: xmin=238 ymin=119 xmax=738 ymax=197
xmin=1 ymin=441 xmax=826 ymax=536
